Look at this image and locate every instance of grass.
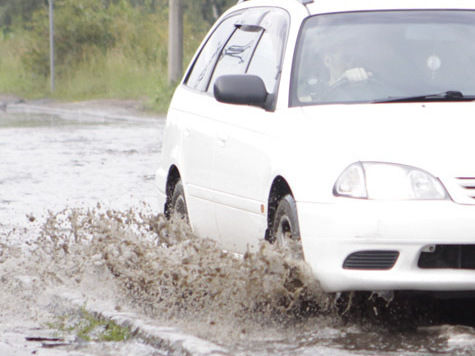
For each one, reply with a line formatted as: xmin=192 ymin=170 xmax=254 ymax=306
xmin=50 ymin=50 xmax=177 ymax=113
xmin=0 ymin=36 xmax=49 ymax=98
xmin=0 ymin=26 xmax=200 ymax=113
xmin=48 ymin=307 xmax=132 ymax=342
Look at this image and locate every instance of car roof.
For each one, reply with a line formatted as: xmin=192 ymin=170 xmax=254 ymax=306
xmin=236 ymin=0 xmax=475 ymax=15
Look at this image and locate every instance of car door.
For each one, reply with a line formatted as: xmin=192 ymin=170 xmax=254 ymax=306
xmin=176 ymin=13 xmax=238 ymax=239
xmin=208 ymin=8 xmax=291 ymax=252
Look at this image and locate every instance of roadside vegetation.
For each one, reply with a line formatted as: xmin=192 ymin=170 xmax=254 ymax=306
xmin=0 ymin=0 xmax=235 ymax=112
xmin=48 ymin=307 xmax=132 ymax=342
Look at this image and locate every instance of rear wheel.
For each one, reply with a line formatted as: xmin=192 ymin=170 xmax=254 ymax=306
xmin=271 ymin=194 xmax=304 ymax=260
xmin=170 ymin=179 xmax=188 ymax=222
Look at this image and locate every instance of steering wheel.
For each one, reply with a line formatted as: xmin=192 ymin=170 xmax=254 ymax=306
xmin=322 ymin=71 xmax=387 ymax=102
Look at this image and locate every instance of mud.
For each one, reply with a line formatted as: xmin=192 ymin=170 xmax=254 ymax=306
xmin=27 ymin=206 xmax=331 ymax=333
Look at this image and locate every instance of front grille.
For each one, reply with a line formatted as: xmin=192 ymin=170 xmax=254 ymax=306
xmin=456 ymin=177 xmax=475 ymax=200
xmin=419 ymin=245 xmax=475 ymax=269
xmin=343 ymin=250 xmax=399 ymax=270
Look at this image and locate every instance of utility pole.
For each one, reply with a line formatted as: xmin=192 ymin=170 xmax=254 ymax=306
xmin=168 ymin=0 xmax=183 ymax=85
xmin=49 ymin=0 xmax=55 ymax=92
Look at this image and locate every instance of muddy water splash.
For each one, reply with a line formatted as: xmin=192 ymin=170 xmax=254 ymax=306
xmin=23 ymin=206 xmax=333 ymax=339
xmin=2 ymin=207 xmax=475 ymax=355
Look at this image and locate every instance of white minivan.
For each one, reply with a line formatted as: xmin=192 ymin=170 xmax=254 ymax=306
xmin=156 ymin=0 xmax=475 ymax=293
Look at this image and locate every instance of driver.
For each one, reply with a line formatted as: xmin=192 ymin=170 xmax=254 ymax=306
xmin=297 ymin=42 xmax=374 ymax=103
xmin=323 ymin=48 xmax=372 ymax=87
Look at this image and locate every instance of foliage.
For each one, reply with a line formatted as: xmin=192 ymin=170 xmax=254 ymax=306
xmin=186 ymin=0 xmax=236 ymax=24
xmin=0 ymin=0 xmax=45 ymax=31
xmin=23 ymin=0 xmax=116 ymax=77
xmin=0 ymin=0 xmax=236 ymax=30
xmin=0 ymin=35 xmax=49 ymax=96
xmin=0 ymin=0 xmax=237 ymax=112
xmin=108 ymin=0 xmax=168 ymax=67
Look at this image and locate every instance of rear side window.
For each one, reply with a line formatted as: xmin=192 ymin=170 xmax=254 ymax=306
xmin=185 ymin=15 xmax=238 ymax=91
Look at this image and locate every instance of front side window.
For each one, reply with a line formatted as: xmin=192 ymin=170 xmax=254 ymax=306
xmin=291 ymin=11 xmax=475 ymax=106
xmin=247 ymin=9 xmax=289 ymax=94
xmin=207 ymin=25 xmax=263 ymax=93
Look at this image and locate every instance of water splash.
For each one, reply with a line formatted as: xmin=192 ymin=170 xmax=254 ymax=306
xmin=2 ymin=206 xmax=474 ymax=354
xmin=9 ymin=206 xmax=331 ymax=340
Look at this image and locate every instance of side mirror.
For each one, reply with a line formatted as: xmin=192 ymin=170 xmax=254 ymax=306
xmin=214 ymin=74 xmax=269 ymax=109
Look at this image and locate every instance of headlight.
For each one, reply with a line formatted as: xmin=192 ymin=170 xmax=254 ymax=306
xmin=334 ymin=162 xmax=448 ymax=200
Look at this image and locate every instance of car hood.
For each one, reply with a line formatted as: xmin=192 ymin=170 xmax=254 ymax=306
xmin=296 ymin=102 xmax=475 ymax=178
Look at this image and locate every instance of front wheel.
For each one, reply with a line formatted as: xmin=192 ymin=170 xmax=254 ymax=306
xmin=271 ymin=194 xmax=304 ymax=260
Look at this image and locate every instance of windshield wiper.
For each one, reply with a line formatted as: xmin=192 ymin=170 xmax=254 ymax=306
xmin=374 ymin=91 xmax=475 ymax=103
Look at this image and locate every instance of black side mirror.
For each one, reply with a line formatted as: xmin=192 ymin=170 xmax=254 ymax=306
xmin=214 ymin=74 xmax=269 ymax=109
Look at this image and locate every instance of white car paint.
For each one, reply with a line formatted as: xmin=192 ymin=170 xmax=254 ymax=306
xmin=157 ymin=0 xmax=475 ymax=293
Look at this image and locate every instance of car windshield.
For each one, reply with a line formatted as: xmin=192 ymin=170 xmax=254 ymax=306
xmin=291 ymin=10 xmax=475 ymax=106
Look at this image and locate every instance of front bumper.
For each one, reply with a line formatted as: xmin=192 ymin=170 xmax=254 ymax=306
xmin=297 ymin=199 xmax=475 ymax=292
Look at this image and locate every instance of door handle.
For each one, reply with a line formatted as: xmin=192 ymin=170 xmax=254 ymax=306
xmin=217 ymin=133 xmax=228 ymax=146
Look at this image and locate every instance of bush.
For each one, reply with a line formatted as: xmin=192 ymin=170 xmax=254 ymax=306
xmin=23 ymin=0 xmax=116 ymax=77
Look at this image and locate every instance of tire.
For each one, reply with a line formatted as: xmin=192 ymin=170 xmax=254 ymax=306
xmin=271 ymin=194 xmax=304 ymax=260
xmin=170 ymin=179 xmax=188 ymax=222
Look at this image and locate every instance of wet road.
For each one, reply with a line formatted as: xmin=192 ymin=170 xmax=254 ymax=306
xmin=0 ymin=110 xmax=474 ymax=355
xmin=0 ymin=111 xmax=163 ymax=229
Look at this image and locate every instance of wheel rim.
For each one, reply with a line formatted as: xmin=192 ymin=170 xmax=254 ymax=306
xmin=274 ymin=211 xmax=303 ymax=260
xmin=276 ymin=214 xmax=293 ymax=248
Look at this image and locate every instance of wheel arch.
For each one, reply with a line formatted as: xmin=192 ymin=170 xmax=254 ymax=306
xmin=265 ymin=175 xmax=294 ymax=242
